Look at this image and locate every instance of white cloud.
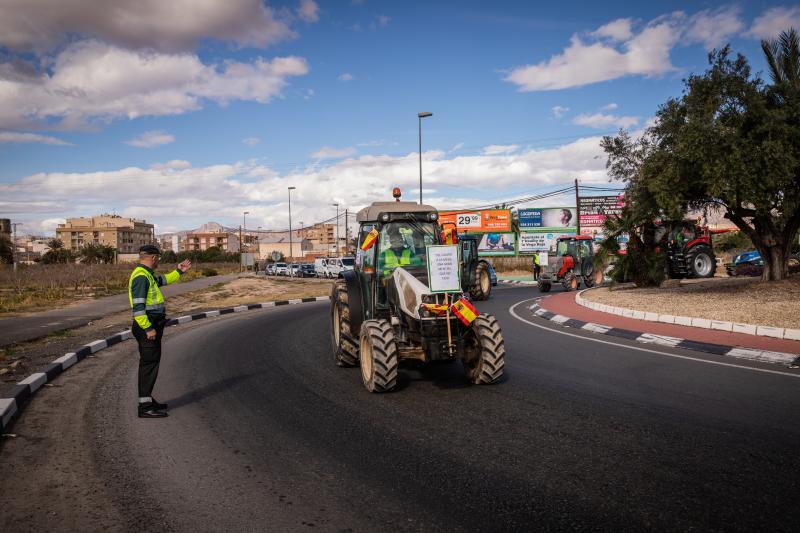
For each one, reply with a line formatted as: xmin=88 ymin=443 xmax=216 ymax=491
xmin=449 ymin=142 xmax=465 ymax=153
xmin=551 ymin=105 xmax=570 ymax=118
xmin=590 ymin=18 xmax=634 ymax=41
xmin=600 ymin=103 xmax=618 ymax=110
xmin=0 ymin=0 xmax=294 ymax=53
xmin=0 ymin=40 xmax=309 ymax=130
xmin=1 ymin=136 xmax=611 ymax=233
xmin=297 ymin=0 xmax=320 ymax=23
xmin=378 ymin=15 xmax=391 ymax=27
xmin=0 ymin=131 xmax=72 ymax=145
xmin=505 ymin=7 xmax=744 ymax=91
xmin=311 ymin=146 xmax=356 ymax=159
xmin=338 ymin=73 xmax=355 ymax=81
xmin=242 ymin=137 xmax=261 ymax=147
xmin=151 ymin=160 xmax=192 ymax=170
xmin=572 ymin=113 xmax=638 ymax=129
xmin=482 ymin=144 xmax=519 ymax=155
xmin=125 ymin=130 xmax=175 ymax=148
xmin=746 ymin=6 xmax=800 ymax=40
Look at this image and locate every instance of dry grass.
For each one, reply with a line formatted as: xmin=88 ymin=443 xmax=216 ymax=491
xmin=583 ymin=276 xmax=800 ymax=329
xmin=0 ymin=263 xmax=239 ymax=315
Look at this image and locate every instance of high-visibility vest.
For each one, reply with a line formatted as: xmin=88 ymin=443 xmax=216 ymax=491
xmin=128 ymin=265 xmax=181 ymax=330
xmin=382 ymin=248 xmax=412 ymax=275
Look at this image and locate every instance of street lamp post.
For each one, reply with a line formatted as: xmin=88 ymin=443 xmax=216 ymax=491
xmin=242 ymin=211 xmax=249 ymax=251
xmin=288 ymin=187 xmax=296 ymax=262
xmin=332 ymin=203 xmax=339 ymax=256
xmin=11 ymin=222 xmax=21 ymax=273
xmin=417 ymin=111 xmax=433 ymax=204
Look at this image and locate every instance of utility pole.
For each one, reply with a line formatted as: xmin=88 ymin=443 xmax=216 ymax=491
xmin=332 ymin=203 xmax=340 ymax=256
xmin=574 ymin=178 xmax=581 ymax=234
xmin=239 ymin=224 xmax=243 ymax=272
xmin=11 ymin=222 xmax=20 ymax=273
xmin=418 ymin=111 xmax=433 ymax=204
xmin=345 ymin=209 xmax=349 ymax=254
xmin=288 ymin=186 xmax=296 ymax=263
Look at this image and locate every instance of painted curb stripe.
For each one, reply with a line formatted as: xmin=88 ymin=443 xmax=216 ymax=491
xmin=528 ymin=302 xmax=798 ymax=367
xmin=0 ymin=296 xmax=330 ymax=435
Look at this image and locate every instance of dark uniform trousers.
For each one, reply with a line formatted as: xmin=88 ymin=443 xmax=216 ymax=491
xmin=132 ymin=316 xmax=167 ymax=398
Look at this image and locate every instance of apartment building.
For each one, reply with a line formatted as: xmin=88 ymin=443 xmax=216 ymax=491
xmin=56 ymin=215 xmax=154 ymax=253
xmin=182 ymin=231 xmax=240 ymax=252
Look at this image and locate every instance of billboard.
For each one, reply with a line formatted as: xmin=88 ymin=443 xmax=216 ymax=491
xmin=477 ymin=232 xmax=516 ymax=256
xmin=578 ymin=194 xmax=625 ymax=227
xmin=439 ymin=209 xmax=511 ymax=232
xmin=518 ymin=207 xmax=577 ymax=230
xmin=518 ymin=230 xmax=577 ymax=254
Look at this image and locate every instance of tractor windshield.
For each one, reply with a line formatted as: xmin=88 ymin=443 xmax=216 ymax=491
xmin=376 ymin=221 xmax=438 ymax=279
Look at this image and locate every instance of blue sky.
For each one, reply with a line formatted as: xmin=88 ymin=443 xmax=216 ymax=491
xmin=0 ymin=0 xmax=797 ymax=235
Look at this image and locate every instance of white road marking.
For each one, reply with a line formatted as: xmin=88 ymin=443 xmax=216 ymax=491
xmin=508 ymin=298 xmax=800 ymax=380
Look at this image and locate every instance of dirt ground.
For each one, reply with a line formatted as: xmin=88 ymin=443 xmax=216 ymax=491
xmin=583 ymin=276 xmax=800 ymax=329
xmin=0 ymin=275 xmax=332 ymax=396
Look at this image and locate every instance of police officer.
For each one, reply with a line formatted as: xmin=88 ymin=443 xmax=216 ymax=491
xmin=129 ymin=245 xmax=192 ymax=418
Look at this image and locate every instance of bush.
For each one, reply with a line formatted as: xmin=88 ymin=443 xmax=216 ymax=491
xmin=714 ymin=231 xmax=752 ymax=254
xmin=202 ymin=268 xmax=218 ymax=277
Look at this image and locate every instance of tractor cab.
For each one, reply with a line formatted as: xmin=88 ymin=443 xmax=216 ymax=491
xmin=538 ymin=235 xmax=596 ymax=292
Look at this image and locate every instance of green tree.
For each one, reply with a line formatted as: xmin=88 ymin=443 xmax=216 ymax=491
xmin=642 ymin=39 xmax=800 ymax=281
xmin=41 ymin=239 xmax=73 ymax=264
xmin=0 ymin=234 xmax=12 ymax=264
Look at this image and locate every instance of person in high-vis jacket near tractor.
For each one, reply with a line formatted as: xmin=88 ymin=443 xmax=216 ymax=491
xmin=129 ymin=245 xmax=192 ymax=418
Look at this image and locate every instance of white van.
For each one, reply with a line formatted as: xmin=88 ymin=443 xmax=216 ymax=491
xmin=314 ymin=257 xmax=329 ymax=278
xmin=326 ymin=257 xmax=355 ymax=278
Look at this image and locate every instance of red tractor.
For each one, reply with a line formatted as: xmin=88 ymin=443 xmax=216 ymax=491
xmin=656 ymin=221 xmax=718 ymax=279
xmin=537 ymin=235 xmax=599 ymax=292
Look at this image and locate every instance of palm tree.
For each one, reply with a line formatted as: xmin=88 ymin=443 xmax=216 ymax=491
xmin=761 ymin=28 xmax=800 ymax=88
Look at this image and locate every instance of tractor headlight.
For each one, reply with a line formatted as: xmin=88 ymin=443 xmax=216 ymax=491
xmin=429 ymin=212 xmax=438 ymax=221
xmin=380 ymin=213 xmax=390 ymax=222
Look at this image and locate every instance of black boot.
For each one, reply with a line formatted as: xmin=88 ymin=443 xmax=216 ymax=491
xmin=138 ymin=402 xmax=168 ymax=418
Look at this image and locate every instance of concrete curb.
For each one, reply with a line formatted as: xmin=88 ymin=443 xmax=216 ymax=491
xmin=575 ymin=289 xmax=800 ymax=342
xmin=527 ymin=300 xmax=800 ymax=368
xmin=0 ymin=296 xmax=330 ymax=434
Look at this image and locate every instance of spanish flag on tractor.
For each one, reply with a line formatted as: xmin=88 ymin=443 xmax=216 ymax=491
xmin=421 ymin=303 xmax=449 ymax=316
xmin=442 ymin=226 xmax=456 ymax=245
xmin=450 ymin=298 xmax=479 ymax=326
xmin=360 ymin=227 xmax=380 ymax=251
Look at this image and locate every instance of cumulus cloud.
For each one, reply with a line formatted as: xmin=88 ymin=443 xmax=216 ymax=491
xmin=338 ymin=73 xmax=355 ymax=81
xmin=242 ymin=137 xmax=261 ymax=147
xmin=0 ymin=40 xmax=309 ymax=130
xmin=573 ymin=112 xmax=638 ymax=129
xmin=151 ymin=160 xmax=192 ymax=170
xmin=297 ymin=0 xmax=320 ymax=23
xmin=125 ymin=130 xmax=175 ymax=148
xmin=311 ymin=146 xmax=357 ymax=159
xmin=0 ymin=0 xmax=294 ymax=53
xmin=745 ymin=6 xmax=800 ymax=39
xmin=600 ymin=103 xmax=618 ymax=110
xmin=551 ymin=105 xmax=570 ymax=118
xmin=505 ymin=7 xmax=744 ymax=91
xmin=1 ymin=136 xmax=611 ymax=233
xmin=482 ymin=144 xmax=519 ymax=155
xmin=0 ymin=131 xmax=72 ymax=145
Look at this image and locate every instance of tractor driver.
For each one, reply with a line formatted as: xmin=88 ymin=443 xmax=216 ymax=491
xmin=379 ymin=226 xmax=422 ymax=276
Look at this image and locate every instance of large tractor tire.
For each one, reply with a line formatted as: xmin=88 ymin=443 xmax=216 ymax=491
xmin=331 ymin=280 xmax=358 ymax=367
xmin=686 ymin=245 xmax=716 ymax=278
xmin=581 ymin=259 xmax=596 ymax=288
xmin=463 ymin=314 xmax=505 ymax=384
xmin=561 ymin=271 xmax=577 ymax=291
xmin=359 ymin=319 xmax=399 ymax=393
xmin=469 ymin=261 xmax=492 ymax=301
xmin=537 ymin=279 xmax=551 ymax=292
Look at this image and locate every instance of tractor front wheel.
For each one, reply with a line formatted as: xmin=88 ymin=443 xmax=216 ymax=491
xmin=463 ymin=314 xmax=505 ymax=384
xmin=331 ymin=280 xmax=358 ymax=367
xmin=359 ymin=319 xmax=399 ymax=393
xmin=537 ymin=279 xmax=551 ymax=292
xmin=469 ymin=261 xmax=492 ymax=300
xmin=686 ymin=245 xmax=716 ymax=278
xmin=561 ymin=271 xmax=577 ymax=291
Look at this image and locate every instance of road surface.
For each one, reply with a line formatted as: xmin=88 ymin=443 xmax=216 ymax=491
xmin=2 ymin=285 xmax=799 ymax=532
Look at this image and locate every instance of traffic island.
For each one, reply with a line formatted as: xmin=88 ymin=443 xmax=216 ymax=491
xmin=533 ymin=291 xmax=800 ymax=366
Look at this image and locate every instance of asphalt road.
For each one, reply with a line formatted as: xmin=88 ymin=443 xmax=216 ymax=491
xmin=3 ymin=285 xmax=800 ymax=532
xmin=0 ymin=272 xmax=240 ymax=347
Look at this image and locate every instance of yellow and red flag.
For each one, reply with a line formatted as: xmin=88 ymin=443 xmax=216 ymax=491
xmin=450 ymin=298 xmax=479 ymax=326
xmin=421 ymin=303 xmax=449 ymax=316
xmin=442 ymin=227 xmax=456 ymax=245
xmin=360 ymin=227 xmax=379 ymax=251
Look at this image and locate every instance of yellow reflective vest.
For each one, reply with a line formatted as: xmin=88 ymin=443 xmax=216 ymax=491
xmin=382 ymin=248 xmax=413 ymax=276
xmin=128 ymin=264 xmax=182 ymax=331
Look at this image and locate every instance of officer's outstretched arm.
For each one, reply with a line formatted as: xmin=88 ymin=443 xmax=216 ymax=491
xmin=156 ymin=268 xmax=185 ymax=287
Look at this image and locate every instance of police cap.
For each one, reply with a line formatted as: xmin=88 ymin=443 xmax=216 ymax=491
xmin=139 ymin=244 xmax=161 ymax=256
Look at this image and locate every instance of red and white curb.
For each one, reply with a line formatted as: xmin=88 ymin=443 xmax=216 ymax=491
xmin=499 ymin=279 xmax=537 ymax=286
xmin=1 ymin=296 xmax=330 ymax=434
xmin=575 ymin=289 xmax=800 ymax=341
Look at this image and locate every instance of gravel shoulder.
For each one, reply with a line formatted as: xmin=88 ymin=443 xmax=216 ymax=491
xmin=582 ymin=276 xmax=800 ymax=329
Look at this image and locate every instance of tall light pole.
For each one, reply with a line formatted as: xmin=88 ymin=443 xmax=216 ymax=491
xmin=288 ymin=187 xmax=296 ymax=262
xmin=417 ymin=111 xmax=433 ymax=204
xmin=11 ymin=222 xmax=21 ymax=273
xmin=332 ymin=203 xmax=339 ymax=256
xmin=242 ymin=211 xmax=250 ymax=252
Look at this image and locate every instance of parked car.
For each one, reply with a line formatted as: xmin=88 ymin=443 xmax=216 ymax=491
xmin=289 ymin=263 xmax=301 ymax=277
xmin=299 ymin=264 xmax=316 ymax=278
xmin=265 ymin=263 xmax=276 ymax=276
xmin=314 ymin=257 xmax=330 ymax=278
xmin=725 ymin=250 xmax=800 ymax=277
xmin=274 ymin=262 xmax=288 ymax=276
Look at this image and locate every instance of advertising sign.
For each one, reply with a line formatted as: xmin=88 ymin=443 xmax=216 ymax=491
xmin=439 ymin=209 xmax=511 ymax=232
xmin=518 ymin=230 xmax=577 ymax=253
xmin=518 ymin=207 xmax=577 ymax=230
xmin=426 ymin=245 xmax=461 ymax=292
xmin=579 ymin=194 xmax=625 ymax=227
xmin=477 ymin=233 xmax=516 ymax=256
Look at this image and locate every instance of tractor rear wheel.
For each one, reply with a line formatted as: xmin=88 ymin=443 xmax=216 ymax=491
xmin=469 ymin=261 xmax=492 ymax=300
xmin=581 ymin=259 xmax=596 ymax=288
xmin=463 ymin=314 xmax=505 ymax=384
xmin=359 ymin=319 xmax=399 ymax=393
xmin=537 ymin=279 xmax=551 ymax=292
xmin=686 ymin=245 xmax=716 ymax=278
xmin=562 ymin=271 xmax=577 ymax=291
xmin=331 ymin=280 xmax=358 ymax=367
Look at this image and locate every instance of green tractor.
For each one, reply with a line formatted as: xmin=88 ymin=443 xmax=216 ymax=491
xmin=330 ymin=191 xmax=506 ymax=393
xmin=447 ymin=231 xmax=492 ymax=301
